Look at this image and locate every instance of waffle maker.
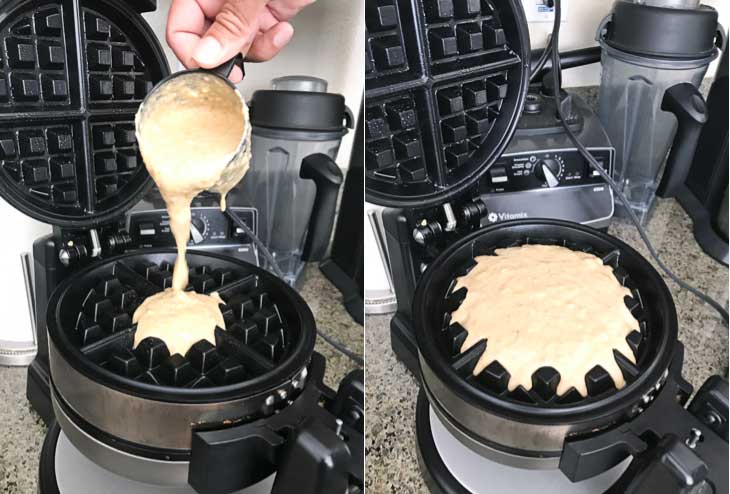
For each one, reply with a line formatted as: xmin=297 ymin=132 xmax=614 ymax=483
xmin=0 ymin=1 xmax=363 ymax=493
xmin=365 ymin=0 xmax=728 ymax=492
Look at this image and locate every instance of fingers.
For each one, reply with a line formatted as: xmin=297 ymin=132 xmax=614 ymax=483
xmin=266 ymin=0 xmax=316 ymax=21
xmin=192 ymin=0 xmax=270 ymax=68
xmin=229 ymin=65 xmax=244 ymax=83
xmin=246 ymin=22 xmax=293 ymax=62
xmin=167 ymin=0 xmax=210 ymax=68
xmin=167 ymin=0 xmax=297 ymax=72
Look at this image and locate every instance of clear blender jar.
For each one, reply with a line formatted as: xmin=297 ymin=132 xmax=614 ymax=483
xmin=597 ymin=0 xmax=724 ymax=223
xmin=233 ymin=77 xmax=353 ymax=286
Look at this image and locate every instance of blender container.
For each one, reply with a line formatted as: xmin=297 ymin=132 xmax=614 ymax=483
xmin=237 ymin=77 xmax=353 ymax=285
xmin=597 ymin=1 xmax=724 ymax=223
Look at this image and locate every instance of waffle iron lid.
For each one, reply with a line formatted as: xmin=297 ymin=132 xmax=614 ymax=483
xmin=0 ymin=0 xmax=170 ymax=228
xmin=365 ymin=0 xmax=530 ymax=208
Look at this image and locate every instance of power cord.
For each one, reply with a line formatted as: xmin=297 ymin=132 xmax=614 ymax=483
xmin=548 ymin=0 xmax=729 ymax=326
xmin=225 ymin=209 xmax=364 ymax=367
xmin=226 ymin=209 xmax=287 ymax=280
xmin=530 ymin=35 xmax=553 ymax=82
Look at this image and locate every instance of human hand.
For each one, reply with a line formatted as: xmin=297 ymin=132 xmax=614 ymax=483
xmin=167 ymin=0 xmax=315 ymax=83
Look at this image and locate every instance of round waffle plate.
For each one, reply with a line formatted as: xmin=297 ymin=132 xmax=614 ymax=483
xmin=365 ymin=0 xmax=530 ymax=207
xmin=48 ymin=250 xmax=316 ymax=402
xmin=0 ymin=0 xmax=169 ymax=227
xmin=415 ymin=220 xmax=678 ymax=424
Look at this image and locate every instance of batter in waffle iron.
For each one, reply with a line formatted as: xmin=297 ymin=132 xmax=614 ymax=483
xmin=132 ymin=72 xmax=252 ymax=357
xmin=450 ymin=244 xmax=639 ymax=397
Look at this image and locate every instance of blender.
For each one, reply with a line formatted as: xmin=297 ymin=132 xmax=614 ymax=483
xmin=235 ymin=77 xmax=354 ymax=286
xmin=597 ymin=0 xmax=725 ymax=223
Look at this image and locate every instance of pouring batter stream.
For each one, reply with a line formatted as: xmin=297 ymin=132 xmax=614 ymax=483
xmin=132 ymin=73 xmax=252 ymax=356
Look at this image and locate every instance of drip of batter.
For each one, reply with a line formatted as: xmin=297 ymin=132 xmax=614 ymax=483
xmin=451 ymin=244 xmax=638 ymax=397
xmin=132 ymin=72 xmax=252 ymax=356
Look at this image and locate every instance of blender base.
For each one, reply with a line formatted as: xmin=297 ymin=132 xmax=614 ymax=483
xmin=39 ymin=423 xmax=275 ymax=494
xmin=415 ymin=391 xmax=630 ymax=494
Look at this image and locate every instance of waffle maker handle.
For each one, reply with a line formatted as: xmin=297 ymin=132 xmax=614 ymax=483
xmin=188 ymin=354 xmax=363 ymax=494
xmin=560 ymin=346 xmax=729 ymax=493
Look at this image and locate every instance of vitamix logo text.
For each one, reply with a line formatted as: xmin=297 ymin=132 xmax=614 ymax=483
xmin=487 ymin=211 xmax=529 ymax=223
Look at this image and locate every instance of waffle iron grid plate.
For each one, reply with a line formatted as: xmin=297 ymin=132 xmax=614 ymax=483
xmin=49 ymin=251 xmax=315 ymax=400
xmin=365 ymin=0 xmax=530 ymax=207
xmin=442 ymin=240 xmax=649 ymax=408
xmin=414 ymin=220 xmax=678 ymax=425
xmin=0 ymin=0 xmax=168 ymax=227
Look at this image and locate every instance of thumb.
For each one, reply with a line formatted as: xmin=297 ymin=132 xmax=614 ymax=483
xmin=192 ymin=0 xmax=268 ymax=68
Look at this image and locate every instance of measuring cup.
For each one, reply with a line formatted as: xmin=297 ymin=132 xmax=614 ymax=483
xmin=135 ymin=55 xmax=251 ymax=198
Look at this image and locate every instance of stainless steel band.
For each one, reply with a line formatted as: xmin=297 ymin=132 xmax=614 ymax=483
xmin=419 ymin=354 xmax=574 ymax=455
xmin=424 ymin=381 xmax=562 ymax=469
xmin=49 ymin=339 xmax=307 ymax=451
xmin=52 ymin=388 xmax=191 ymax=486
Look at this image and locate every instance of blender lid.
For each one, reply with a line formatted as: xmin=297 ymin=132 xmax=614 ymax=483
xmin=249 ymin=89 xmax=353 ymax=133
xmin=0 ymin=0 xmax=169 ymax=228
xmin=602 ymin=2 xmax=722 ymax=60
xmin=364 ymin=0 xmax=530 ymax=208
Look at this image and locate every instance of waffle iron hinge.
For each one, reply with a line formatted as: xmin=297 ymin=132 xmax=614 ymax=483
xmin=188 ymin=353 xmax=364 ymax=494
xmin=412 ymin=199 xmax=489 ymax=247
xmin=560 ymin=345 xmax=729 ymax=494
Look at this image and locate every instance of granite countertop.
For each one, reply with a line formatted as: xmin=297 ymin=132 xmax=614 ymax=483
xmin=0 ymin=264 xmax=362 ymax=493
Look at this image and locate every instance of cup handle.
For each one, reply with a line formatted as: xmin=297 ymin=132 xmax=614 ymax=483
xmin=205 ymin=53 xmax=245 ymax=80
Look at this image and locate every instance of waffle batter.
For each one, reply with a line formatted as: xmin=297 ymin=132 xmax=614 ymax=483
xmin=451 ymin=244 xmax=638 ymax=397
xmin=132 ymin=72 xmax=251 ymax=356
xmin=132 ymin=290 xmax=225 ymax=357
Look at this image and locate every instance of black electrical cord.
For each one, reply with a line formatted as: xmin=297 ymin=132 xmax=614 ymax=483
xmin=530 ymin=35 xmax=552 ymax=82
xmin=529 ymin=0 xmax=561 ymax=82
xmin=225 ymin=209 xmax=364 ymax=367
xmin=316 ymin=330 xmax=364 ymax=367
xmin=548 ymin=0 xmax=729 ymax=326
xmin=226 ymin=209 xmax=287 ymax=280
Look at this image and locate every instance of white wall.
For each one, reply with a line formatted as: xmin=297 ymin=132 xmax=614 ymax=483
xmin=0 ymin=201 xmax=50 ymax=342
xmin=143 ymin=0 xmax=365 ymax=170
xmin=523 ymin=0 xmax=730 ymax=87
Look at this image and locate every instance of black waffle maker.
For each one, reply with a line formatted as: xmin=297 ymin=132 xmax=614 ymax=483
xmin=365 ymin=0 xmax=728 ymax=493
xmin=0 ymin=1 xmax=363 ymax=493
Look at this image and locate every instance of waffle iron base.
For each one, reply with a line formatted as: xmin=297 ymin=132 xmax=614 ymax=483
xmin=415 ymin=390 xmax=631 ymax=494
xmin=39 ymin=422 xmax=273 ymax=494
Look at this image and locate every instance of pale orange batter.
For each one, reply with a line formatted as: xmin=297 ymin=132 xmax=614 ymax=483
xmin=450 ymin=244 xmax=638 ymax=397
xmin=132 ymin=72 xmax=251 ymax=356
xmin=132 ymin=290 xmax=225 ymax=357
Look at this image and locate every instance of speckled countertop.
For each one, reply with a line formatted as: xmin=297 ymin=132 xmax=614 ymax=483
xmin=365 ymin=86 xmax=729 ymax=493
xmin=0 ymin=264 xmax=362 ymax=493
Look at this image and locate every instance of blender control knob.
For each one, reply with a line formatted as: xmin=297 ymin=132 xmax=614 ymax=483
xmin=190 ymin=217 xmax=207 ymax=244
xmin=535 ymin=159 xmax=561 ymax=188
xmin=58 ymin=245 xmax=88 ymax=267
